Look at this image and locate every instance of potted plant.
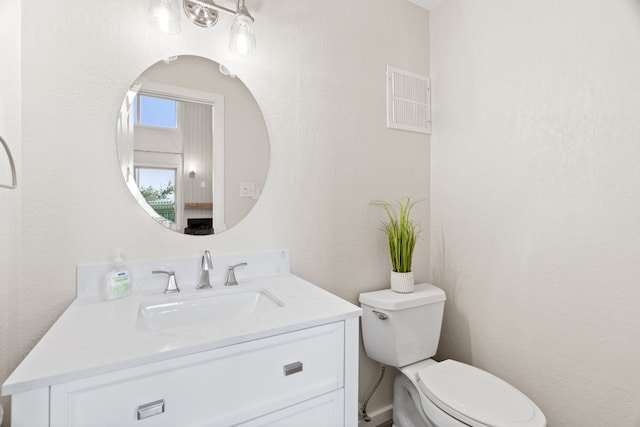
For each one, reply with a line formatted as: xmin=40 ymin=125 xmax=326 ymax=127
xmin=373 ymin=197 xmax=420 ymax=293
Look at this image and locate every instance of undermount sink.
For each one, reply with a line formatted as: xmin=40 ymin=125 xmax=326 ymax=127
xmin=136 ymin=289 xmax=284 ymax=331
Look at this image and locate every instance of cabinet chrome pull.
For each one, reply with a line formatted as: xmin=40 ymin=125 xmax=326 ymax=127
xmin=372 ymin=310 xmax=388 ymax=320
xmin=137 ymin=399 xmax=165 ymax=420
xmin=284 ymin=361 xmax=303 ymax=376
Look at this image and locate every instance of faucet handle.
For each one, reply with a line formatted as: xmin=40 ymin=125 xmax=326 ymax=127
xmin=152 ymin=270 xmax=181 ymax=294
xmin=224 ymin=263 xmax=248 ymax=286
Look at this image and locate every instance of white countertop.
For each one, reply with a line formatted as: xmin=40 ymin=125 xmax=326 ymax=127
xmin=2 ymin=274 xmax=362 ymax=395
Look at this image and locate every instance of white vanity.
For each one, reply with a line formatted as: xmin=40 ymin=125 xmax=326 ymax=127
xmin=2 ymin=251 xmax=362 ymax=426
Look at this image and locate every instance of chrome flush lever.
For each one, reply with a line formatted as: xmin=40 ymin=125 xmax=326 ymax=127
xmin=372 ymin=310 xmax=388 ymax=320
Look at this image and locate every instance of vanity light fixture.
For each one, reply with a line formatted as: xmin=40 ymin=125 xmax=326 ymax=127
xmin=149 ymin=0 xmax=256 ymax=55
xmin=149 ymin=0 xmax=182 ymax=34
xmin=228 ymin=0 xmax=255 ymax=55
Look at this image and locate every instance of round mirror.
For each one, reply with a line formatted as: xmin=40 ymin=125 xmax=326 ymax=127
xmin=116 ymin=56 xmax=269 ymax=235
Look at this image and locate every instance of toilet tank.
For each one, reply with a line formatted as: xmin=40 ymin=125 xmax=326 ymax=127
xmin=359 ymin=284 xmax=446 ymax=367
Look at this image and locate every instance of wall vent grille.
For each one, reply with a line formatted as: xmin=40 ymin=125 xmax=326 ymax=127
xmin=386 ymin=66 xmax=431 ymax=134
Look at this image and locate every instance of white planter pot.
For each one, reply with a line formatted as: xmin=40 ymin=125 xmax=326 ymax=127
xmin=390 ymin=271 xmax=414 ymax=293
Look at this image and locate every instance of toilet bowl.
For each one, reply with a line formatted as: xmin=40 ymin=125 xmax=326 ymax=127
xmin=359 ymin=284 xmax=546 ymax=427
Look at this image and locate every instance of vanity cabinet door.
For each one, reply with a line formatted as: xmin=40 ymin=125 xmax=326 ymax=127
xmin=50 ymin=322 xmax=345 ymax=427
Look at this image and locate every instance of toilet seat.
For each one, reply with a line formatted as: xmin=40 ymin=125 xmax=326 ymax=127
xmin=416 ymin=360 xmax=546 ymax=427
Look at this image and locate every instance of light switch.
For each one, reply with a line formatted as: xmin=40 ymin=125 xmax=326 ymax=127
xmin=200 ymin=181 xmax=206 ymax=188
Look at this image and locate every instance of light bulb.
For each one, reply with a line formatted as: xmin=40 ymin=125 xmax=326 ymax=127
xmin=149 ymin=0 xmax=182 ymax=34
xmin=229 ymin=14 xmax=255 ymax=55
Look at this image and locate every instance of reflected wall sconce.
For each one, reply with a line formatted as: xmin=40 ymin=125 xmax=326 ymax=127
xmin=149 ymin=0 xmax=256 ymax=56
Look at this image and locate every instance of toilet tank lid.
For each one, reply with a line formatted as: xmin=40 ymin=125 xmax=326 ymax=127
xmin=359 ymin=283 xmax=446 ymax=310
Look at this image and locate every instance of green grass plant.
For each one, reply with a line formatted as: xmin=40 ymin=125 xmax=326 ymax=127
xmin=372 ymin=197 xmax=420 ymax=273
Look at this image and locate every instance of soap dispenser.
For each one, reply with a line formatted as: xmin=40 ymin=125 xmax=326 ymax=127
xmin=105 ymin=250 xmax=132 ymax=300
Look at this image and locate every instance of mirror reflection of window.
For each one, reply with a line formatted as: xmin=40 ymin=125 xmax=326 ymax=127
xmin=134 ymin=95 xmax=178 ymax=128
xmin=134 ymin=167 xmax=176 ymax=222
xmin=132 ymin=91 xmax=213 ymax=232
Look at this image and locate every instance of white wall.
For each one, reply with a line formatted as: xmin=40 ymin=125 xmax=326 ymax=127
xmin=431 ymin=1 xmax=640 ymax=425
xmin=1 ymin=0 xmax=430 ymax=422
xmin=0 ymin=0 xmax=21 ymax=422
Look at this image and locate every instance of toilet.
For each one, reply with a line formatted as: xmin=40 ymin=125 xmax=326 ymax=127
xmin=359 ymin=284 xmax=546 ymax=427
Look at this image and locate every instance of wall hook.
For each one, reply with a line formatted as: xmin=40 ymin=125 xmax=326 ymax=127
xmin=0 ymin=135 xmax=17 ymax=189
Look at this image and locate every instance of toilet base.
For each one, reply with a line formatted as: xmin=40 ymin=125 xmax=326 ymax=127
xmin=393 ymin=360 xmax=472 ymax=427
xmin=392 ymin=374 xmax=436 ymax=427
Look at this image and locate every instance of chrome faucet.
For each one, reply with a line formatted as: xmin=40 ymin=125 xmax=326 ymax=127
xmin=152 ymin=270 xmax=180 ymax=294
xmin=196 ymin=250 xmax=213 ymax=289
xmin=224 ymin=263 xmax=247 ymax=286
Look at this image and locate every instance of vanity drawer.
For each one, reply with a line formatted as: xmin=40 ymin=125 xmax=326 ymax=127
xmin=50 ymin=322 xmax=345 ymax=427
xmin=238 ymin=389 xmax=345 ymax=427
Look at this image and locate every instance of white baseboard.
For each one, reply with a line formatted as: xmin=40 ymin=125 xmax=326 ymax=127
xmin=358 ymin=403 xmax=393 ymax=427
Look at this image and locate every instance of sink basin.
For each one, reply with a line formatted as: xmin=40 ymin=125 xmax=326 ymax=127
xmin=136 ymin=289 xmax=284 ymax=331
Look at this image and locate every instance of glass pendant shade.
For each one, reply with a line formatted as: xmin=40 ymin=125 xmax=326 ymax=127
xmin=149 ymin=0 xmax=182 ymax=34
xmin=229 ymin=14 xmax=256 ymax=55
